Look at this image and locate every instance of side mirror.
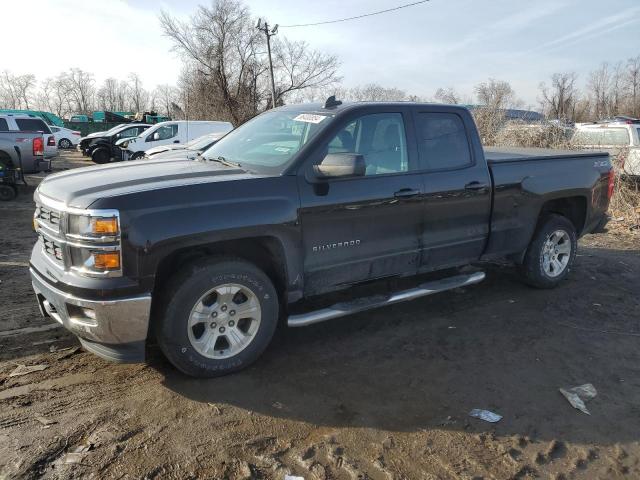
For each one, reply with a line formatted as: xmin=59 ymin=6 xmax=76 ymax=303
xmin=311 ymin=153 xmax=365 ymax=180
xmin=153 ymin=132 xmax=160 ymax=141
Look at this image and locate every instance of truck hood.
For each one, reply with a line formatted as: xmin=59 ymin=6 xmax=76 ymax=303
xmin=36 ymin=157 xmax=252 ymax=209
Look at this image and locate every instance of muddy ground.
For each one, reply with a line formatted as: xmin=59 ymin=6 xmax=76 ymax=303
xmin=1 ymin=150 xmax=639 ymax=480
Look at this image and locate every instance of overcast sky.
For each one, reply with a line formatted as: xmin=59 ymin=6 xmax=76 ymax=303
xmin=3 ymin=0 xmax=640 ymax=107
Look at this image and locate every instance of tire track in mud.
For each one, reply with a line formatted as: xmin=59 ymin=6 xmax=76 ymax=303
xmin=0 ymin=366 xmax=158 ymax=431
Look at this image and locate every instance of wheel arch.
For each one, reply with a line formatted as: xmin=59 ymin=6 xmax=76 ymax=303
xmin=152 ymin=235 xmax=289 ymax=306
xmin=537 ymin=195 xmax=587 ymax=236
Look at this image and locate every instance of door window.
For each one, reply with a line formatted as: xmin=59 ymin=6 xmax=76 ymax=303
xmin=117 ymin=127 xmax=140 ymax=139
xmin=147 ymin=124 xmax=178 ymax=142
xmin=0 ymin=118 xmax=8 ymax=131
xmin=416 ymin=113 xmax=471 ymax=170
xmin=325 ymin=113 xmax=409 ymax=175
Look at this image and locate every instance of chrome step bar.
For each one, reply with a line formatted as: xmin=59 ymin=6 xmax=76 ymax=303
xmin=288 ymin=271 xmax=485 ymax=327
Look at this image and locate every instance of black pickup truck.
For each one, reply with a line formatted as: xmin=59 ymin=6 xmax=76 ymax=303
xmin=30 ymin=100 xmax=613 ymax=377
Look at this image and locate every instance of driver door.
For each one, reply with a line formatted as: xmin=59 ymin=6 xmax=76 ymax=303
xmin=297 ymin=109 xmax=424 ymax=295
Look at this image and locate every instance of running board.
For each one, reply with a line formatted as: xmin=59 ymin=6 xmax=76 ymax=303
xmin=287 ymin=271 xmax=485 ymax=327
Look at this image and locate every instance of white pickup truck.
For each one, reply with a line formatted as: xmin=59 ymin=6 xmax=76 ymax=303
xmin=573 ymin=120 xmax=640 ymax=177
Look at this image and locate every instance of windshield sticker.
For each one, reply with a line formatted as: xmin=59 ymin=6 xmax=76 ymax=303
xmin=293 ymin=113 xmax=327 ymax=124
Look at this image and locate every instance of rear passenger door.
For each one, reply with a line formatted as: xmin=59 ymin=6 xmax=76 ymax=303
xmin=413 ymin=109 xmax=492 ymax=270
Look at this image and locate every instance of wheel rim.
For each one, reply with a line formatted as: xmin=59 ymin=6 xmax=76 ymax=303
xmin=60 ymin=139 xmax=71 ymax=149
xmin=187 ymin=283 xmax=262 ymax=359
xmin=542 ymin=229 xmax=571 ymax=277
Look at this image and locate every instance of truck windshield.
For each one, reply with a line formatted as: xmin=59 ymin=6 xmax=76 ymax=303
xmin=202 ymin=109 xmax=333 ymax=172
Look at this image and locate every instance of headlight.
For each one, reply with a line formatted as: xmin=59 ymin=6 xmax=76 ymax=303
xmin=68 ymin=214 xmax=119 ymax=240
xmin=66 ymin=210 xmax=122 ymax=277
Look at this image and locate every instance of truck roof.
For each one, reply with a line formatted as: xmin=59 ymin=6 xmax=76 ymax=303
xmin=279 ymin=101 xmax=471 ymax=114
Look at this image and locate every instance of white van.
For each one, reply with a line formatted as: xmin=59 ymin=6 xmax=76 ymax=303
xmin=117 ymin=121 xmax=233 ymax=160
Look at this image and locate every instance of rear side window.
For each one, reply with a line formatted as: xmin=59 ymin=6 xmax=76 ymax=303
xmin=15 ymin=118 xmax=51 ymax=134
xmin=573 ymin=128 xmax=630 ymax=146
xmin=416 ymin=113 xmax=471 ymax=170
xmin=0 ymin=118 xmax=8 ymax=131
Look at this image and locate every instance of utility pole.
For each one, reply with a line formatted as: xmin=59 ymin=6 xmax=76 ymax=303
xmin=256 ymin=18 xmax=278 ymax=109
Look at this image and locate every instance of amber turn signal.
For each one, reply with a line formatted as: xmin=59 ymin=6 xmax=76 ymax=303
xmin=93 ymin=217 xmax=118 ymax=235
xmin=93 ymin=252 xmax=121 ymax=270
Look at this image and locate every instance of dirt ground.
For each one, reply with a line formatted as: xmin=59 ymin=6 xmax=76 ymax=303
xmin=1 ymin=151 xmax=639 ymax=480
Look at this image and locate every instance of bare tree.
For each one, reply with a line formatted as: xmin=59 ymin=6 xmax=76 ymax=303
xmin=160 ymin=0 xmax=266 ymax=124
xmin=154 ymin=84 xmax=179 ymax=117
xmin=160 ymin=0 xmax=339 ymax=123
xmin=609 ymin=62 xmax=625 ymax=116
xmin=625 ymin=55 xmax=640 ymax=118
xmin=97 ymin=78 xmax=121 ymax=111
xmin=434 ymin=87 xmax=461 ymax=104
xmin=587 ymin=63 xmax=611 ymax=119
xmin=474 ymin=78 xmax=520 ymax=109
xmin=38 ymin=75 xmax=73 ymax=118
xmin=539 ymin=72 xmax=578 ymax=121
xmin=64 ymin=68 xmax=95 ymax=114
xmin=0 ymin=71 xmax=36 ymax=109
xmin=271 ymin=38 xmax=340 ymax=105
xmin=127 ymin=73 xmax=148 ymax=113
xmin=344 ymin=83 xmax=409 ymax=102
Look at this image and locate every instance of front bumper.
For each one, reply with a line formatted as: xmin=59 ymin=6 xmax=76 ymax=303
xmin=30 ymin=267 xmax=151 ymax=362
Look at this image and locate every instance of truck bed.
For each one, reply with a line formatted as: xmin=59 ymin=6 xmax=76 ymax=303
xmin=484 ymin=146 xmax=607 ymax=164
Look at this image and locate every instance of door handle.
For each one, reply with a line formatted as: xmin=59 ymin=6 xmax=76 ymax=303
xmin=173 ymin=140 xmax=180 ymax=143
xmin=394 ymin=188 xmax=421 ymax=198
xmin=464 ymin=181 xmax=489 ymax=192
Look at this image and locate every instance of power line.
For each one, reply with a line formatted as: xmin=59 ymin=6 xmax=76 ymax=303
xmin=279 ymin=0 xmax=430 ymax=28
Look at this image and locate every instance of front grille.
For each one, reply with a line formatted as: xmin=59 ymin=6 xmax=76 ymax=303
xmin=39 ymin=232 xmax=64 ymax=265
xmin=35 ymin=204 xmax=61 ymax=232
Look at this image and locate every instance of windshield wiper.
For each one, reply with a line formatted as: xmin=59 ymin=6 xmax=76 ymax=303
xmin=209 ymin=155 xmax=242 ymax=168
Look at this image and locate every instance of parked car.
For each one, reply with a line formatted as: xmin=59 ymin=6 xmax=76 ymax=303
xmin=0 ymin=129 xmax=46 ymax=177
xmin=50 ymin=126 xmax=81 ymax=149
xmin=572 ymin=121 xmax=640 ymax=176
xmin=0 ymin=113 xmax=57 ymax=162
xmin=117 ymin=121 xmax=233 ymax=160
xmin=30 ymin=100 xmax=612 ymax=377
xmin=77 ymin=124 xmax=129 ymax=156
xmin=87 ymin=124 xmax=152 ymax=164
xmin=144 ymin=131 xmax=228 ymax=159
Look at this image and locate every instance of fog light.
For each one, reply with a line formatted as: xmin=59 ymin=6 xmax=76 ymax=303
xmin=81 ymin=307 xmax=96 ymax=320
xmin=93 ymin=252 xmax=120 ymax=270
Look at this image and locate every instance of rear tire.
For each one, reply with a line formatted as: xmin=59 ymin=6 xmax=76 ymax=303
xmin=58 ymin=138 xmax=72 ymax=149
xmin=519 ymin=214 xmax=577 ymax=289
xmin=157 ymin=257 xmax=279 ymax=377
xmin=0 ymin=184 xmax=17 ymax=201
xmin=130 ymin=152 xmax=145 ymax=160
xmin=91 ymin=149 xmax=111 ymax=164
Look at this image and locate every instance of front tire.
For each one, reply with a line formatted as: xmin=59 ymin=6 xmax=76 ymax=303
xmin=91 ymin=149 xmax=111 ymax=164
xmin=157 ymin=258 xmax=279 ymax=377
xmin=519 ymin=214 xmax=577 ymax=289
xmin=130 ymin=152 xmax=145 ymax=160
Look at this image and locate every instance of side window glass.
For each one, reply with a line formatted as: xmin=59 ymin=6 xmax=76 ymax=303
xmin=416 ymin=113 xmax=471 ymax=170
xmin=0 ymin=118 xmax=9 ymax=130
xmin=153 ymin=124 xmax=178 ymax=141
xmin=324 ymin=113 xmax=409 ymax=176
